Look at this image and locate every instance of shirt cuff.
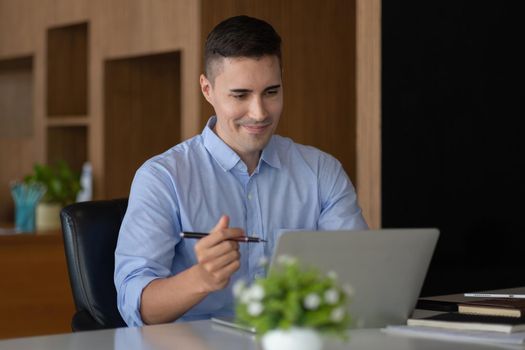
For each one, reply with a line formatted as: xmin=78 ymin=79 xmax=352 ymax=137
xmin=119 ymin=275 xmax=160 ymax=327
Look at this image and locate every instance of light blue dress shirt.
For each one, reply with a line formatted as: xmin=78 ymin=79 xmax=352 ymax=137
xmin=114 ymin=117 xmax=368 ymax=326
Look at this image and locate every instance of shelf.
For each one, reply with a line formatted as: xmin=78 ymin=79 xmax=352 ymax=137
xmin=0 ymin=56 xmax=33 ymax=137
xmin=104 ymin=51 xmax=181 ymax=198
xmin=46 ymin=116 xmax=89 ymax=127
xmin=47 ymin=126 xmax=87 ymax=173
xmin=46 ymin=22 xmax=88 ymax=117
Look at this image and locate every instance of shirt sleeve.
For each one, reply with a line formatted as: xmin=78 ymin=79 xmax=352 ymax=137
xmin=316 ymin=154 xmax=369 ymax=230
xmin=114 ymin=161 xmax=181 ymax=326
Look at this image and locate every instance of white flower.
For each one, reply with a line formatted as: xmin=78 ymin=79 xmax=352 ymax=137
xmin=330 ymin=307 xmax=346 ymax=322
xmin=247 ymin=301 xmax=264 ymax=316
xmin=327 ymin=270 xmax=338 ymax=280
xmin=240 ymin=289 xmax=252 ymax=304
xmin=342 ymin=283 xmax=355 ymax=297
xmin=276 ymin=254 xmax=297 ymax=265
xmin=248 ymin=284 xmax=265 ymax=301
xmin=232 ymin=280 xmax=246 ymax=298
xmin=303 ymin=293 xmax=321 ymax=310
xmin=324 ymin=288 xmax=340 ymax=305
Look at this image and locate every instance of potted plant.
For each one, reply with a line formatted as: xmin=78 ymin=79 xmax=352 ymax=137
xmin=234 ymin=256 xmax=353 ymax=350
xmin=24 ymin=160 xmax=81 ymax=231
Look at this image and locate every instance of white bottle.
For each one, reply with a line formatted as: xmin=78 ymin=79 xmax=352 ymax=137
xmin=76 ymin=162 xmax=93 ymax=202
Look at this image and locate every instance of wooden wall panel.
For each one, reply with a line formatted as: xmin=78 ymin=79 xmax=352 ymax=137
xmin=0 ymin=0 xmax=37 ymax=56
xmin=0 ymin=139 xmax=34 ymax=222
xmin=89 ymin=0 xmax=200 ymax=197
xmin=0 ymin=0 xmax=41 ymax=223
xmin=200 ymin=0 xmax=358 ymax=182
xmin=356 ymin=0 xmax=381 ymax=228
xmin=48 ymin=0 xmax=88 ymax=24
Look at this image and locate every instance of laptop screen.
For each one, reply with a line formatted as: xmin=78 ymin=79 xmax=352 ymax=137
xmin=270 ymin=229 xmax=439 ymax=328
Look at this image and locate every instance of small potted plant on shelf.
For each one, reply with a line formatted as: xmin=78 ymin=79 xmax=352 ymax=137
xmin=234 ymin=256 xmax=353 ymax=350
xmin=24 ymin=160 xmax=81 ymax=231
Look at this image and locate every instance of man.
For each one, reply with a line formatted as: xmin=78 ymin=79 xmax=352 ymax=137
xmin=114 ymin=15 xmax=367 ymax=327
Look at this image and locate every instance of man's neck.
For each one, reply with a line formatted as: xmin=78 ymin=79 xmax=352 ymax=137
xmin=239 ymin=152 xmax=261 ymax=175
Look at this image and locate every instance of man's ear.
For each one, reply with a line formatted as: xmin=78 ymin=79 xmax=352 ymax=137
xmin=200 ymin=74 xmax=213 ymax=104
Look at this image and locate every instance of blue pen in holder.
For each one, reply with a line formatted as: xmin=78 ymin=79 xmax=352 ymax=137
xmin=10 ymin=182 xmax=46 ymax=233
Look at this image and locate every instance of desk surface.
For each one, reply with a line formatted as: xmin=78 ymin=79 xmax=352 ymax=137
xmin=0 ymin=320 xmax=520 ymax=350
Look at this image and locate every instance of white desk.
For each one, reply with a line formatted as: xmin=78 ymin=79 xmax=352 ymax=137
xmin=0 ymin=320 xmax=521 ymax=350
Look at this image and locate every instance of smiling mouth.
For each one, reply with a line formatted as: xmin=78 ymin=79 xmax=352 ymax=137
xmin=242 ymin=124 xmax=271 ymax=134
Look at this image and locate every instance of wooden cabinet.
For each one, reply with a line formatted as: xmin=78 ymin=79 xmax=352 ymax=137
xmin=0 ymin=231 xmax=75 ymax=339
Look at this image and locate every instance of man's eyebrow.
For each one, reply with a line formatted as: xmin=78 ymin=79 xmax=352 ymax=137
xmin=230 ymin=88 xmax=251 ymax=93
xmin=264 ymin=84 xmax=281 ymax=91
xmin=229 ymin=85 xmax=281 ymax=94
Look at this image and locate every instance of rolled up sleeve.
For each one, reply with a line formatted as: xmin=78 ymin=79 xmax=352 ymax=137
xmin=114 ymin=162 xmax=181 ymax=326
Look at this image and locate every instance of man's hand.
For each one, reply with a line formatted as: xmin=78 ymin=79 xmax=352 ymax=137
xmin=193 ymin=215 xmax=243 ymax=293
xmin=140 ymin=215 xmax=243 ymax=324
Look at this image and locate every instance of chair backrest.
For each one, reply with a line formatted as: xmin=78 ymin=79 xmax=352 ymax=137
xmin=60 ymin=198 xmax=128 ymax=331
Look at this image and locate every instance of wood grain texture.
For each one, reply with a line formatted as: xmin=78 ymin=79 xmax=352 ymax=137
xmin=0 ymin=231 xmax=75 ymax=340
xmin=46 ymin=23 xmax=88 ymax=116
xmin=356 ymin=0 xmax=381 ymax=228
xmin=0 ymin=56 xmax=36 ymax=224
xmin=0 ymin=0 xmax=39 ymax=56
xmin=89 ymin=0 xmax=201 ymax=197
xmin=0 ymin=138 xmax=35 ymax=223
xmin=47 ymin=126 xmax=87 ymax=173
xmin=200 ymin=0 xmax=358 ymax=182
xmin=104 ymin=52 xmax=181 ymax=198
xmin=0 ymin=57 xmax=33 ymax=137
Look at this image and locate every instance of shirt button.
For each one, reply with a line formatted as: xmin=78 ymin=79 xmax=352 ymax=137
xmin=248 ymin=194 xmax=252 ymax=200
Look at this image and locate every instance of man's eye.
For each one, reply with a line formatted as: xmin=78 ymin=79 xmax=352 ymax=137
xmin=266 ymin=90 xmax=278 ymax=96
xmin=233 ymin=94 xmax=246 ymax=99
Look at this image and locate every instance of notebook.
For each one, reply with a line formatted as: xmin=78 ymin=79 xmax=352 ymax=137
xmin=458 ymin=298 xmax=525 ymax=318
xmin=407 ymin=312 xmax=525 ymax=333
xmin=212 ymin=228 xmax=439 ymax=331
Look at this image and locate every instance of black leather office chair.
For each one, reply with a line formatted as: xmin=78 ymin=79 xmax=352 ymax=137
xmin=60 ymin=198 xmax=128 ymax=331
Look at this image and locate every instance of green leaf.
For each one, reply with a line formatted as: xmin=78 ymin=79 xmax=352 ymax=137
xmin=23 ymin=161 xmax=81 ymax=206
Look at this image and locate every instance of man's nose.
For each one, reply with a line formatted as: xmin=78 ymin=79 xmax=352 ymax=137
xmin=249 ymin=96 xmax=268 ymax=121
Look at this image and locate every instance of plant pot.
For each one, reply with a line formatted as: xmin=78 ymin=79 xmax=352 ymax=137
xmin=36 ymin=202 xmax=62 ymax=231
xmin=261 ymin=328 xmax=323 ymax=350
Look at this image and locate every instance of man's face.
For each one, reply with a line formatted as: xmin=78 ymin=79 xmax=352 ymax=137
xmin=200 ymin=55 xmax=283 ymax=160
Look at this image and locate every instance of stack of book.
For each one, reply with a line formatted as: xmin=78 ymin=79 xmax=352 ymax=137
xmin=384 ymin=296 xmax=525 ymax=345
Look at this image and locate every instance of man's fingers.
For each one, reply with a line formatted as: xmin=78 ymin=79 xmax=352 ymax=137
xmin=192 ymin=215 xmax=244 ymax=292
xmin=197 ymin=227 xmax=245 ymax=248
xmin=204 ymin=258 xmax=242 ymax=290
xmin=201 ymin=249 xmax=240 ymax=272
xmin=198 ymin=240 xmax=239 ymax=264
xmin=212 ymin=215 xmax=229 ymax=231
xmin=213 ymin=259 xmax=241 ymax=281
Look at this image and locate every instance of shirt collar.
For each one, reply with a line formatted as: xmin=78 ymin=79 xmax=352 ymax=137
xmin=260 ymin=136 xmax=281 ymax=169
xmin=203 ymin=117 xmax=240 ymax=171
xmin=202 ymin=116 xmax=282 ymax=172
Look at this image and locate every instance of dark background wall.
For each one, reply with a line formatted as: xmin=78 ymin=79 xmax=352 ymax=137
xmin=382 ymin=1 xmax=525 ymax=296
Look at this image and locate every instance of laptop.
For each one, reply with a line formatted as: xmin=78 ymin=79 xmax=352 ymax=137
xmin=212 ymin=228 xmax=439 ymax=330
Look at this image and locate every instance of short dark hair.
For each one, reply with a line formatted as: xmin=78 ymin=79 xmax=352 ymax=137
xmin=204 ymin=15 xmax=282 ymax=81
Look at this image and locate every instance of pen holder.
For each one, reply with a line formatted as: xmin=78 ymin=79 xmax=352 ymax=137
xmin=10 ymin=182 xmax=46 ymax=233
